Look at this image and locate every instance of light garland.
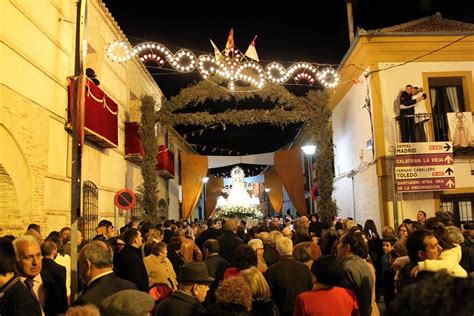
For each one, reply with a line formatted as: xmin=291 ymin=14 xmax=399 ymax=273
xmin=106 ymin=38 xmax=340 ymax=90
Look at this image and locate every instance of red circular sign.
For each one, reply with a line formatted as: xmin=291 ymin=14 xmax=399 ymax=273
xmin=114 ymin=189 xmax=136 ymax=210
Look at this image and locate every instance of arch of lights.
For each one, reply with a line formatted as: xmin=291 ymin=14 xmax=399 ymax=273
xmin=106 ymin=39 xmax=340 ymax=92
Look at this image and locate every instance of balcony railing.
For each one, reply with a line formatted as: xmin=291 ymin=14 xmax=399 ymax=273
xmin=392 ymin=113 xmax=474 ymax=154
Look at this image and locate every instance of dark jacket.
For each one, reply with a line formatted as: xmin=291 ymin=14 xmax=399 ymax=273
xmin=400 ymin=91 xmax=416 ymax=115
xmin=252 ymin=299 xmax=279 ymax=316
xmin=196 ymin=227 xmax=222 ymax=251
xmin=205 ymin=302 xmax=251 ymax=316
xmin=217 ymin=231 xmax=243 ymax=266
xmin=463 ymin=232 xmax=474 ymax=248
xmin=154 ymin=290 xmax=205 ymax=316
xmin=0 ymin=276 xmax=41 ymax=316
xmin=116 ymin=245 xmax=149 ymax=292
xmin=265 ymin=255 xmax=312 ymax=316
xmin=168 ymin=250 xmax=187 ymax=276
xmin=204 ymin=254 xmax=230 ymax=279
xmin=460 ymin=242 xmax=474 ymax=274
xmin=41 ymin=267 xmax=69 ymax=315
xmin=340 ymin=255 xmax=374 ymax=316
xmin=74 ymin=272 xmax=137 ymax=308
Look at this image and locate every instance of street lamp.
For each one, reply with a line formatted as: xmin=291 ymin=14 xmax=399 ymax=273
xmin=301 ymin=145 xmax=316 ymax=214
xmin=201 ymin=177 xmax=209 ymax=219
xmin=264 ymin=188 xmax=271 ymax=217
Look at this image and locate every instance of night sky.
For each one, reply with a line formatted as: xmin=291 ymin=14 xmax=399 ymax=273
xmin=101 ymin=0 xmax=473 ymax=175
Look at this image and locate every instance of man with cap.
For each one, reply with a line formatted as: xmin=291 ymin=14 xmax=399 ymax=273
xmin=463 ymin=222 xmax=474 ymax=248
xmin=154 ymin=262 xmax=214 ymax=316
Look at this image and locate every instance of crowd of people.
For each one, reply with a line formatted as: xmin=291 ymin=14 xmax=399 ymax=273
xmin=1 ymin=211 xmax=474 ymax=316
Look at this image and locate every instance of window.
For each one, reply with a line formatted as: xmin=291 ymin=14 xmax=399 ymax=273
xmin=81 ymin=181 xmax=98 ymax=241
xmin=440 ymin=194 xmax=474 ymax=225
xmin=428 ymin=77 xmax=466 ymax=141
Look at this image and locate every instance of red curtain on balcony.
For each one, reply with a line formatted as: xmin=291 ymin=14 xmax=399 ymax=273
xmin=84 ymin=79 xmax=118 ymax=147
xmin=68 ymin=78 xmax=119 ymax=148
xmin=125 ymin=122 xmax=144 ymax=156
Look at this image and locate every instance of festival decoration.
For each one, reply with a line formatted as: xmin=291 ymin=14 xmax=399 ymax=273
xmin=214 ymin=166 xmax=263 ymax=220
xmin=106 ymin=31 xmax=340 ymax=91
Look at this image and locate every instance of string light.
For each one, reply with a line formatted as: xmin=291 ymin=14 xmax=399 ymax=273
xmin=106 ymin=39 xmax=340 ymax=90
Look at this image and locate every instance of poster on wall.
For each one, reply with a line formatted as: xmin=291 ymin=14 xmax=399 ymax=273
xmin=447 ymin=112 xmax=472 ymax=147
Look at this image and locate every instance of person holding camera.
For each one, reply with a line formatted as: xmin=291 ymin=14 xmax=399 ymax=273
xmin=399 ymin=84 xmax=426 ymax=143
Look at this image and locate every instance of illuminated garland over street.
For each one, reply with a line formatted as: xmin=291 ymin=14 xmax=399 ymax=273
xmin=106 ymin=32 xmax=340 ymax=92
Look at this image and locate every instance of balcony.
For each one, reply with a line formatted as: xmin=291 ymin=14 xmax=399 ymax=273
xmin=392 ymin=113 xmax=474 ymax=155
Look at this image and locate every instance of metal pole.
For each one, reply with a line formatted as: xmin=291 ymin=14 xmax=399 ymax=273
xmin=307 ymin=155 xmax=313 ymax=214
xmin=70 ymin=0 xmax=87 ymax=300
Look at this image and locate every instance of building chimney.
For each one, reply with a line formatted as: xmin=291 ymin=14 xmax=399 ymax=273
xmin=346 ymin=0 xmax=355 ymax=44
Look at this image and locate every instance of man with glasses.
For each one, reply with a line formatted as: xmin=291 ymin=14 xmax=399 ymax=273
xmin=13 ymin=235 xmax=68 ymax=315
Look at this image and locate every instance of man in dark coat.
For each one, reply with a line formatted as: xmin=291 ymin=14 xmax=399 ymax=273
xmin=0 ymin=238 xmax=41 ymax=316
xmin=40 ymin=241 xmax=69 ymax=315
xmin=115 ymin=228 xmax=149 ymax=292
xmin=216 ymin=219 xmax=243 ymax=266
xmin=195 ymin=219 xmax=222 ymax=251
xmin=74 ymin=240 xmax=137 ymax=308
xmin=13 ymin=235 xmax=68 ymax=316
xmin=399 ymin=84 xmax=425 ymax=142
xmin=266 ymin=237 xmax=313 ymax=316
xmin=154 ymin=262 xmax=214 ymax=316
xmin=463 ymin=221 xmax=474 ymax=248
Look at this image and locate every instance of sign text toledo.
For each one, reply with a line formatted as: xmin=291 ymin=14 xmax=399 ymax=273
xmin=395 ymin=142 xmax=455 ymax=192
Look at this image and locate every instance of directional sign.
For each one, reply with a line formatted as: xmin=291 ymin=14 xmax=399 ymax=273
xmin=395 ymin=141 xmax=455 ymax=192
xmin=395 ymin=166 xmax=455 ymax=180
xmin=114 ymin=189 xmax=136 ymax=210
xmin=395 ymin=142 xmax=452 ymax=155
xmin=396 ymin=178 xmax=456 ymax=192
xmin=394 ymin=153 xmax=454 ymax=167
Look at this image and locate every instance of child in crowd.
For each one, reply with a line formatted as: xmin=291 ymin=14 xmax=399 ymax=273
xmin=381 ymin=236 xmax=397 ymax=306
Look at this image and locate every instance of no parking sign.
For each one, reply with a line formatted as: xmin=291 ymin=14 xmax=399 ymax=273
xmin=114 ymin=189 xmax=136 ymax=210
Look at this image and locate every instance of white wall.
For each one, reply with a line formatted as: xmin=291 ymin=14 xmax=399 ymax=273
xmin=333 ymin=71 xmax=382 ymax=228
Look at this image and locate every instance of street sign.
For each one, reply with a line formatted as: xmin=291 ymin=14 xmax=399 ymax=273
xmin=395 ymin=142 xmax=452 ymax=155
xmin=396 ymin=178 xmax=456 ymax=192
xmin=395 ymin=165 xmax=455 ymax=180
xmin=114 ymin=189 xmax=136 ymax=210
xmin=395 ymin=141 xmax=455 ymax=192
xmin=394 ymin=153 xmax=454 ymax=167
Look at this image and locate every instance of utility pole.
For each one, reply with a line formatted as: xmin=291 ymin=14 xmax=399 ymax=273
xmin=70 ymin=0 xmax=87 ymax=300
xmin=346 ymin=0 xmax=355 ymax=44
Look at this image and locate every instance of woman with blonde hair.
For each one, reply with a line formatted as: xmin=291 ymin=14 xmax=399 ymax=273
xmin=240 ymin=268 xmax=279 ymax=316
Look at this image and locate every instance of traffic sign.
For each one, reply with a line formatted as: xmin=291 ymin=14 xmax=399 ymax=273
xmin=396 ymin=178 xmax=455 ymax=192
xmin=114 ymin=189 xmax=136 ymax=210
xmin=395 ymin=141 xmax=455 ymax=192
xmin=394 ymin=153 xmax=453 ymax=167
xmin=395 ymin=166 xmax=455 ymax=180
xmin=395 ymin=142 xmax=452 ymax=155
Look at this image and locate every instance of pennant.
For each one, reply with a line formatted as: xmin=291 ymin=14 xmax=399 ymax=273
xmin=244 ymin=35 xmax=259 ymax=62
xmin=202 ymin=146 xmax=207 ymax=151
xmin=212 ymin=148 xmax=217 ymax=153
xmin=225 ymin=29 xmax=234 ymax=53
xmin=210 ymin=39 xmax=223 ymax=61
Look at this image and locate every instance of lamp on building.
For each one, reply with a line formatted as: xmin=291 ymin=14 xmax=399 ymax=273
xmin=301 ymin=145 xmax=316 ymax=213
xmin=201 ymin=177 xmax=210 ymax=219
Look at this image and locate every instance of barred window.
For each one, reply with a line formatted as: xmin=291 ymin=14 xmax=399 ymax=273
xmin=81 ymin=181 xmax=98 ymax=241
